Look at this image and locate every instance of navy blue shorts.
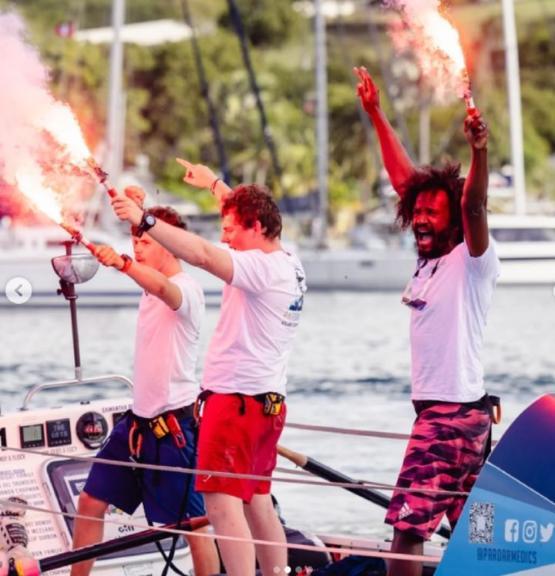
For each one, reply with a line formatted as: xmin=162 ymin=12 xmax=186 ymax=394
xmin=84 ymin=411 xmax=205 ymax=524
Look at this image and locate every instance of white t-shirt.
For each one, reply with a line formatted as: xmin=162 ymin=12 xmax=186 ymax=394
xmin=132 ymin=271 xmax=204 ymax=418
xmin=409 ymin=240 xmax=500 ymax=402
xmin=202 ymin=249 xmax=307 ymax=396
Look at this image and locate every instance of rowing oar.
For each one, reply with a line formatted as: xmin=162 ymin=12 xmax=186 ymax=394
xmin=277 ymin=445 xmax=451 ymax=540
xmin=39 ymin=516 xmax=208 ymax=572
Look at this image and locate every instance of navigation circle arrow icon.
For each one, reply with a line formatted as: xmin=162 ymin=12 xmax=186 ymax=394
xmin=5 ymin=277 xmax=33 ymax=304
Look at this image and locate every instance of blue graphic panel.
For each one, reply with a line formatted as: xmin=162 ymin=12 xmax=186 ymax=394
xmin=489 ymin=395 xmax=555 ymax=504
xmin=436 ymin=395 xmax=555 ymax=576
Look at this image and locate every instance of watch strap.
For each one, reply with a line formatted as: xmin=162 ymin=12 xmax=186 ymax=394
xmin=136 ymin=210 xmax=156 ymax=237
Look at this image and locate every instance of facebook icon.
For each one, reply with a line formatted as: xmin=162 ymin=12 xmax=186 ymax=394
xmin=505 ymin=519 xmax=519 ymax=542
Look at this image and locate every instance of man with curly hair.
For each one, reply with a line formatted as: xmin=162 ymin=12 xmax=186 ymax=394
xmin=355 ymin=67 xmax=500 ymax=576
xmin=110 ymin=168 xmax=306 ymax=576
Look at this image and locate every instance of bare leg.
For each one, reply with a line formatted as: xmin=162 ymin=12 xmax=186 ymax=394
xmin=184 ymin=524 xmax=220 ymax=576
xmin=204 ymin=492 xmax=255 ymax=576
xmin=244 ymin=494 xmax=287 ymax=576
xmin=387 ymin=529 xmax=424 ymax=576
xmin=70 ymin=491 xmax=108 ymax=576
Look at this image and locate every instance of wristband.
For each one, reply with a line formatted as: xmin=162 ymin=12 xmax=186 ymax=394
xmin=210 ymin=178 xmax=221 ymax=195
xmin=119 ymin=254 xmax=133 ymax=273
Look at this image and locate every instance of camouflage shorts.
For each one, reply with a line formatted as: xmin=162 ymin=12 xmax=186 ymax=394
xmin=385 ymin=399 xmax=491 ymax=540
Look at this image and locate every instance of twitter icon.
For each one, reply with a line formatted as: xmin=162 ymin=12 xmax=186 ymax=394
xmin=540 ymin=523 xmax=554 ymax=543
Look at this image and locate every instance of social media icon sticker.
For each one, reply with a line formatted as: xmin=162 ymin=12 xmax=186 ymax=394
xmin=505 ymin=519 xmax=519 ymax=542
xmin=523 ymin=521 xmax=538 ymax=543
xmin=540 ymin=523 xmax=554 ymax=543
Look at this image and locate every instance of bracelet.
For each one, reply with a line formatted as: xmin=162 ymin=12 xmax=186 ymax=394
xmin=210 ymin=178 xmax=221 ymax=194
xmin=119 ymin=254 xmax=133 ymax=273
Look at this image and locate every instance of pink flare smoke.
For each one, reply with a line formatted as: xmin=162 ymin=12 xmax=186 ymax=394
xmin=0 ymin=11 xmax=93 ymax=221
xmin=381 ymin=0 xmax=469 ymax=103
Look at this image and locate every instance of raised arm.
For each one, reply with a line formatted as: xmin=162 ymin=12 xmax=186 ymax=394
xmin=354 ymin=67 xmax=416 ymax=196
xmin=93 ymin=245 xmax=183 ymax=310
xmin=176 ymin=158 xmax=232 ymax=209
xmin=461 ymin=114 xmax=489 ymax=257
xmin=110 ymin=195 xmax=234 ymax=284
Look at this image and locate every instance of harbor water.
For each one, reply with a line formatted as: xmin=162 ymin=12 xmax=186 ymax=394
xmin=1 ymin=286 xmax=554 ymax=539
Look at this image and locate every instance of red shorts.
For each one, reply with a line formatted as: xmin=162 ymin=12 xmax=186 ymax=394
xmin=195 ymin=393 xmax=286 ymax=503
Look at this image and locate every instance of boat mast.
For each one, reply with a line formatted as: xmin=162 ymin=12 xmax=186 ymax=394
xmin=501 ymin=0 xmax=526 ymax=214
xmin=106 ymin=0 xmax=125 ymax=186
xmin=315 ymin=0 xmax=328 ymax=247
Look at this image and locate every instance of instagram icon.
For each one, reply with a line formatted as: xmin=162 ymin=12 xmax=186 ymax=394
xmin=523 ymin=521 xmax=538 ymax=543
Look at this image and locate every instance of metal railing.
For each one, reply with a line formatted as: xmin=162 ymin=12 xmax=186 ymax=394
xmin=21 ymin=374 xmax=133 ymax=410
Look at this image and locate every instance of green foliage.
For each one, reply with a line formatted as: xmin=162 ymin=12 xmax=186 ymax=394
xmin=42 ymin=38 xmax=109 ymax=151
xmin=3 ymin=0 xmax=555 ymax=212
xmin=218 ymin=0 xmax=300 ymax=47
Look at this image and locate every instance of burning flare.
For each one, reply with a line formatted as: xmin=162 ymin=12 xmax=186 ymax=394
xmin=15 ymin=163 xmax=63 ymax=224
xmin=383 ymin=0 xmax=471 ymax=103
xmin=37 ymin=103 xmax=92 ymax=165
xmin=0 ymin=11 xmax=111 ymax=238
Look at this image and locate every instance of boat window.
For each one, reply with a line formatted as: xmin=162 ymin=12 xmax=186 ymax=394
xmin=491 ymin=228 xmax=555 ymax=242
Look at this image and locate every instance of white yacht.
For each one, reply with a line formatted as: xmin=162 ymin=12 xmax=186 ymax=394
xmin=3 ymin=214 xmax=555 ymax=308
xmin=298 ymin=245 xmax=415 ymax=291
xmin=489 ymin=214 xmax=555 ymax=285
xmin=301 ymin=213 xmax=555 ymax=290
xmin=0 ymin=224 xmax=223 ymax=307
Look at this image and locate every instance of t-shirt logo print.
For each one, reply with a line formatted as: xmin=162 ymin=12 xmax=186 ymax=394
xmin=289 ymin=268 xmax=306 ymax=311
xmin=281 ymin=268 xmax=306 ymax=327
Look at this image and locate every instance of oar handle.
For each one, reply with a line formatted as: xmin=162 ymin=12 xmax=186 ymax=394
xmin=277 ymin=444 xmax=308 ymax=468
xmin=278 ymin=444 xmax=452 ymax=541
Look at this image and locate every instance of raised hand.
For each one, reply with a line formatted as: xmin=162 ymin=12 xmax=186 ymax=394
xmin=353 ymin=66 xmax=380 ymax=114
xmin=111 ymin=194 xmax=143 ymax=226
xmin=125 ymin=186 xmax=146 ymax=208
xmin=464 ymin=113 xmax=488 ymax=151
xmin=176 ymin=158 xmax=218 ymax=190
xmin=93 ymin=245 xmax=124 ymax=269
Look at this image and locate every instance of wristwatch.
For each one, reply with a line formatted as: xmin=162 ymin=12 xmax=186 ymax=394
xmin=135 ymin=210 xmax=157 ymax=238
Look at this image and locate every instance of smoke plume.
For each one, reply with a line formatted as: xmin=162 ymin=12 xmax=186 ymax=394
xmin=380 ymin=0 xmax=468 ymax=103
xmin=0 ymin=11 xmax=93 ymax=222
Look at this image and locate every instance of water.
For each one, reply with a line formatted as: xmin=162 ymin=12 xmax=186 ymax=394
xmin=1 ymin=287 xmax=554 ymax=539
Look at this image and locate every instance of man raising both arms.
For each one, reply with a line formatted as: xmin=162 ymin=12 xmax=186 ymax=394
xmin=71 ymin=191 xmax=219 ymax=576
xmin=110 ymin=167 xmax=307 ymax=576
xmin=355 ymin=67 xmax=500 ymax=576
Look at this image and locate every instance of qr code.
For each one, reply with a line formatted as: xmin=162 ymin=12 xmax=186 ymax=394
xmin=469 ymin=502 xmax=495 ymax=544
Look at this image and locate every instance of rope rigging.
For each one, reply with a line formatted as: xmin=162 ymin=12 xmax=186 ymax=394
xmin=225 ymin=0 xmax=287 ymax=202
xmin=178 ymin=0 xmax=231 ymax=185
xmin=0 ymin=444 xmax=470 ymax=499
xmin=0 ymin=497 xmax=443 ymax=571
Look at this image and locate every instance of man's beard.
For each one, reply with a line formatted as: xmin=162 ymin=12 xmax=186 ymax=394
xmin=414 ymin=227 xmax=454 ymax=259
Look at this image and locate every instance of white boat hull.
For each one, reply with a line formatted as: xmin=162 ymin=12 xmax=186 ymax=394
xmin=2 ymin=220 xmax=555 ymax=308
xmin=299 ymin=248 xmax=415 ymax=291
xmin=0 ymin=254 xmax=224 ymax=307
